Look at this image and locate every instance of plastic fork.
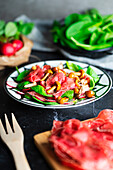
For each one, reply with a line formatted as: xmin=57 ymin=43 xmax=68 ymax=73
xmin=0 ymin=113 xmax=31 ymax=170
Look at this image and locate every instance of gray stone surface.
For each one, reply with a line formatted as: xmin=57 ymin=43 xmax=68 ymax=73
xmin=1 ymin=0 xmax=113 ymax=21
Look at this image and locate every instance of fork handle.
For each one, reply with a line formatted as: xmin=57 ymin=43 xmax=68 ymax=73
xmin=11 ymin=144 xmax=31 ymax=170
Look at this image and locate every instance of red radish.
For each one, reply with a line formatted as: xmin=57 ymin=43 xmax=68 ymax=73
xmin=12 ymin=40 xmax=23 ymax=51
xmin=1 ymin=43 xmax=15 ymax=56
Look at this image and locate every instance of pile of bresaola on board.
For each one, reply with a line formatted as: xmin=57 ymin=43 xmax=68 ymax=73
xmin=49 ymin=109 xmax=113 ymax=170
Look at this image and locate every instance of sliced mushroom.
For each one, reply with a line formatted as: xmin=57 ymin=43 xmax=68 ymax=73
xmin=56 ymin=81 xmax=61 ymax=91
xmin=40 ymin=69 xmax=53 ymax=81
xmin=57 ymin=97 xmax=69 ymax=104
xmin=57 ymin=63 xmax=63 ymax=70
xmin=47 ymin=86 xmax=56 ymax=94
xmin=31 ymin=65 xmax=37 ymax=71
xmin=24 ymin=81 xmax=37 ymax=88
xmin=79 ymin=69 xmax=85 ymax=79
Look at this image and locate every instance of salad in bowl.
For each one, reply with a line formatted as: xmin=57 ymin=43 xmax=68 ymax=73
xmin=13 ymin=61 xmax=99 ymax=106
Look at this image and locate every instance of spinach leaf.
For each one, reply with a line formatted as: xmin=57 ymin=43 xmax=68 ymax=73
xmin=17 ymin=81 xmax=30 ymax=90
xmin=53 ymin=25 xmax=79 ymax=49
xmin=102 ymin=22 xmax=113 ymax=31
xmin=32 ymin=96 xmax=59 ymax=105
xmin=71 ymin=37 xmax=113 ymax=50
xmin=61 ymin=90 xmax=74 ymax=100
xmin=66 ymin=61 xmax=83 ymax=71
xmin=5 ymin=22 xmax=18 ymax=37
xmin=16 ymin=70 xmax=30 ymax=82
xmin=31 ymin=85 xmax=53 ymax=97
xmin=89 ymin=78 xmax=95 ymax=90
xmin=86 ymin=8 xmax=102 ymax=22
xmin=66 ymin=21 xmax=89 ymax=39
xmin=24 ymin=93 xmax=32 ymax=99
xmin=65 ymin=13 xmax=79 ymax=26
xmin=79 ymin=14 xmax=92 ymax=22
xmin=89 ymin=30 xmax=101 ymax=45
xmin=103 ymin=14 xmax=113 ymax=23
xmin=16 ymin=66 xmax=20 ymax=74
xmin=52 ymin=9 xmax=113 ymax=51
xmin=86 ymin=66 xmax=99 ymax=83
xmin=90 ymin=32 xmax=98 ymax=45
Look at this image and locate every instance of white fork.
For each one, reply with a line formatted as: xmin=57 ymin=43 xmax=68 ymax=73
xmin=0 ymin=113 xmax=31 ymax=170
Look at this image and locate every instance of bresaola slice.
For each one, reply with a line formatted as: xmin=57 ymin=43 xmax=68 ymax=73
xmin=46 ymin=72 xmax=66 ymax=90
xmin=24 ymin=65 xmax=44 ymax=82
xmin=53 ymin=77 xmax=76 ymax=98
xmin=49 ymin=110 xmax=113 ymax=170
xmin=97 ymin=109 xmax=113 ymax=122
xmin=42 ymin=65 xmax=51 ymax=72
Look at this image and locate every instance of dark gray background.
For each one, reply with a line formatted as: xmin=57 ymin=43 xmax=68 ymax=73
xmin=1 ymin=0 xmax=113 ymax=21
xmin=0 ymin=1 xmax=113 ymax=170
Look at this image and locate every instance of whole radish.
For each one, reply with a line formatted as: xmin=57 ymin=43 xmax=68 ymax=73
xmin=1 ymin=43 xmax=15 ymax=56
xmin=12 ymin=40 xmax=23 ymax=51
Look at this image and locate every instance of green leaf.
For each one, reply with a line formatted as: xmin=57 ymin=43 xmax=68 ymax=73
xmin=71 ymin=37 xmax=113 ymax=50
xmin=52 ymin=9 xmax=113 ymax=51
xmin=24 ymin=93 xmax=32 ymax=99
xmin=79 ymin=14 xmax=92 ymax=22
xmin=61 ymin=90 xmax=74 ymax=100
xmin=14 ymin=31 xmax=20 ymax=40
xmin=53 ymin=26 xmax=79 ymax=49
xmin=17 ymin=81 xmax=30 ymax=90
xmin=5 ymin=22 xmax=18 ymax=37
xmin=90 ymin=32 xmax=98 ymax=45
xmin=31 ymin=85 xmax=53 ymax=97
xmin=16 ymin=70 xmax=30 ymax=82
xmin=19 ymin=23 xmax=34 ymax=35
xmin=32 ymin=96 xmax=59 ymax=105
xmin=86 ymin=66 xmax=99 ymax=83
xmin=0 ymin=29 xmax=4 ymax=36
xmin=66 ymin=61 xmax=83 ymax=71
xmin=65 ymin=13 xmax=79 ymax=26
xmin=102 ymin=22 xmax=113 ymax=31
xmin=78 ymin=98 xmax=86 ymax=101
xmin=17 ymin=20 xmax=24 ymax=25
xmin=103 ymin=14 xmax=113 ymax=23
xmin=16 ymin=66 xmax=20 ymax=74
xmin=0 ymin=20 xmax=5 ymax=30
xmin=86 ymin=8 xmax=102 ymax=22
xmin=66 ymin=21 xmax=89 ymax=39
xmin=89 ymin=78 xmax=95 ymax=90
xmin=87 ymin=21 xmax=103 ymax=33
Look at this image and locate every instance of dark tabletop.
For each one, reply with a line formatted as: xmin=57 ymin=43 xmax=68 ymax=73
xmin=0 ymin=50 xmax=113 ymax=170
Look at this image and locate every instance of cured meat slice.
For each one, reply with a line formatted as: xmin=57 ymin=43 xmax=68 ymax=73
xmin=53 ymin=77 xmax=75 ymax=98
xmin=46 ymin=72 xmax=66 ymax=90
xmin=84 ymin=118 xmax=105 ymax=130
xmin=49 ymin=121 xmax=112 ymax=170
xmin=97 ymin=109 xmax=113 ymax=122
xmin=49 ymin=110 xmax=113 ymax=170
xmin=42 ymin=65 xmax=51 ymax=72
xmin=26 ymin=65 xmax=41 ymax=77
xmin=51 ymin=120 xmax=63 ymax=134
xmin=63 ymin=119 xmax=81 ymax=131
xmin=24 ymin=66 xmax=45 ymax=82
xmin=61 ymin=77 xmax=75 ymax=90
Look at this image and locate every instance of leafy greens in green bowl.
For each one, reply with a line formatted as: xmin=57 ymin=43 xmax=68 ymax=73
xmin=52 ymin=9 xmax=113 ymax=58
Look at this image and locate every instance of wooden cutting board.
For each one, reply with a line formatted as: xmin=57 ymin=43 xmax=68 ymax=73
xmin=34 ymin=131 xmax=71 ymax=170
